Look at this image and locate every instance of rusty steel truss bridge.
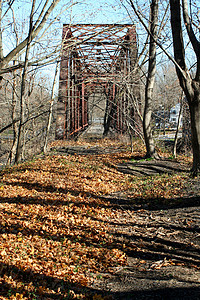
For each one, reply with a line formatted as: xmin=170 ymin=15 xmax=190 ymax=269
xmin=56 ymin=24 xmax=142 ymax=139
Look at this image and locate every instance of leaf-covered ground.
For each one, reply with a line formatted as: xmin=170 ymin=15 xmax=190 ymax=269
xmin=0 ymin=139 xmax=199 ymax=299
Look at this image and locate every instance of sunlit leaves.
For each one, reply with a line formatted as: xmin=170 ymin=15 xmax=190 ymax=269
xmin=0 ymin=139 xmax=191 ymax=298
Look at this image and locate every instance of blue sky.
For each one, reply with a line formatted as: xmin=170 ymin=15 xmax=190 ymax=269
xmin=1 ymin=0 xmax=135 ymax=89
xmin=63 ymin=0 xmax=130 ymax=24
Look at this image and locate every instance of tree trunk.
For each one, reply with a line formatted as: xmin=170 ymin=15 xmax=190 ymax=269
xmin=0 ymin=0 xmax=3 ymax=61
xmin=170 ymin=0 xmax=200 ymax=175
xmin=15 ymin=0 xmax=36 ymax=163
xmin=189 ymin=89 xmax=200 ymax=174
xmin=8 ymin=10 xmax=20 ymax=165
xmin=43 ymin=61 xmax=59 ymax=153
xmin=103 ymin=99 xmax=115 ymax=136
xmin=8 ymin=62 xmax=18 ymax=165
xmin=143 ymin=0 xmax=159 ymax=158
xmin=103 ymin=85 xmax=116 ymax=136
xmin=173 ymin=96 xmax=183 ymax=158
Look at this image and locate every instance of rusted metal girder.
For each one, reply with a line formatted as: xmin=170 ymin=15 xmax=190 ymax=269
xmin=56 ymin=24 xmax=141 ymax=139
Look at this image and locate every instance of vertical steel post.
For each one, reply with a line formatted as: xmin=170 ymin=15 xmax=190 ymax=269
xmin=82 ymin=80 xmax=85 ymax=127
xmin=56 ymin=26 xmax=72 ymax=139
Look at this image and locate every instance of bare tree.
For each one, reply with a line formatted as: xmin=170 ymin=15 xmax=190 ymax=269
xmin=142 ymin=0 xmax=159 ymax=158
xmin=173 ymin=92 xmax=183 ymax=157
xmin=14 ymin=0 xmax=36 ymax=163
xmin=43 ymin=61 xmax=59 ymax=153
xmin=7 ymin=5 xmax=21 ymax=165
xmin=0 ymin=0 xmax=62 ymax=77
xmin=0 ymin=0 xmax=70 ymax=164
xmin=123 ymin=0 xmax=170 ymax=158
xmin=169 ymin=0 xmax=200 ymax=175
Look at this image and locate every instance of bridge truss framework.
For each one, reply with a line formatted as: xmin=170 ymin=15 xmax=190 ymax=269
xmin=56 ymin=24 xmax=142 ymax=139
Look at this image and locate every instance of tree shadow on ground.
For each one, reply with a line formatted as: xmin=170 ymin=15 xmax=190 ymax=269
xmin=0 ymin=261 xmax=199 ymax=299
xmin=0 ymin=189 xmax=200 ymax=298
xmin=117 ymin=157 xmax=189 ymax=176
xmin=0 ymin=193 xmax=199 ymax=261
xmin=2 ymin=171 xmax=200 ymax=212
xmin=0 ymin=261 xmax=99 ymax=299
xmin=0 ymin=151 xmax=199 ymax=298
xmin=111 ymin=286 xmax=200 ymax=300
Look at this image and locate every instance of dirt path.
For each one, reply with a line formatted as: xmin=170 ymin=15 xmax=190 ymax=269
xmin=53 ymin=144 xmax=200 ymax=299
xmin=91 ymin=203 xmax=200 ymax=299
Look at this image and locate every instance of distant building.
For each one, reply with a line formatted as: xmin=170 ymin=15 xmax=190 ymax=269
xmin=169 ymin=103 xmax=182 ymax=128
